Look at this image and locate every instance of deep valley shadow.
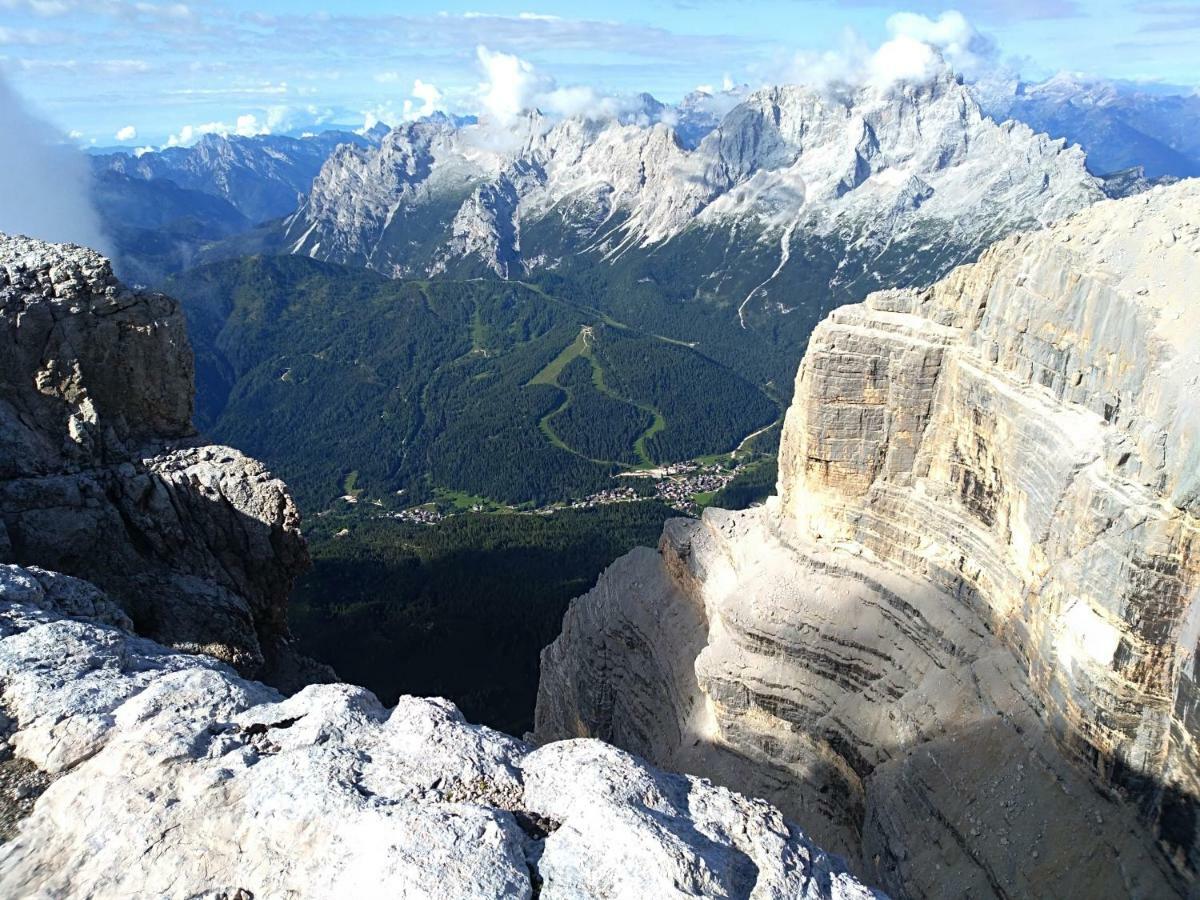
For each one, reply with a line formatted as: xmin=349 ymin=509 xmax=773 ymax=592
xmin=289 ymin=502 xmax=678 ymax=735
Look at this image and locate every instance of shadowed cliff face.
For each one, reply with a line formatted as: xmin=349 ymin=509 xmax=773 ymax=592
xmin=0 ymin=233 xmax=325 ymax=689
xmin=535 ymin=182 xmax=1200 ymax=898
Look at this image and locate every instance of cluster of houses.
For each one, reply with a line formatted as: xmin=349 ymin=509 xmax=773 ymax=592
xmin=650 ymin=465 xmax=737 ymax=512
xmin=352 ymin=461 xmax=746 ymax=526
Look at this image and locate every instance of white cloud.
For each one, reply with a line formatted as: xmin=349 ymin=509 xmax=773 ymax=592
xmin=1 ymin=0 xmax=192 ymax=21
xmin=0 ymin=70 xmax=107 ymax=252
xmin=235 ymin=113 xmax=265 ymax=136
xmin=476 ymin=46 xmax=548 ymax=125
xmin=884 ymin=11 xmax=991 ymax=78
xmin=0 ymin=25 xmax=66 ymax=44
xmin=357 ymin=107 xmax=395 ymax=133
xmin=868 ymin=34 xmax=942 ymax=90
xmin=163 ymin=105 xmax=297 ymax=147
xmin=786 ymin=12 xmax=996 ymax=93
xmin=473 ymin=45 xmax=641 ymax=127
xmin=357 ymin=78 xmax=445 ymax=133
xmin=165 ymin=117 xmax=253 ymax=147
xmin=411 ymin=79 xmax=442 ymax=115
xmin=114 ymin=124 xmax=136 ymax=141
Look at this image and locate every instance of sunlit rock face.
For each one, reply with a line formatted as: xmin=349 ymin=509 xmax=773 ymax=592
xmin=284 ymin=74 xmax=1102 ymax=286
xmin=0 ymin=564 xmax=880 ymax=900
xmin=536 ymin=182 xmax=1200 ymax=898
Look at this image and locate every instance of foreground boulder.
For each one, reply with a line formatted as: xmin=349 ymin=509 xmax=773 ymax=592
xmin=535 ymin=182 xmax=1200 ymax=897
xmin=0 ymin=564 xmax=878 ymax=899
xmin=0 ymin=234 xmax=317 ymax=686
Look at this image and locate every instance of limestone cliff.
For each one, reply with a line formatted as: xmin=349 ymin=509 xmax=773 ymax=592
xmin=535 ymin=181 xmax=1200 ymax=898
xmin=0 ymin=234 xmax=319 ymax=687
xmin=0 ymin=564 xmax=878 ymax=899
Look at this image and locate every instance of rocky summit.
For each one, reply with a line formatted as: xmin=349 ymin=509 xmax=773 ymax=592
xmin=535 ymin=181 xmax=1200 ymax=898
xmin=0 ymin=233 xmax=319 ymax=688
xmin=0 ymin=563 xmax=879 ymax=900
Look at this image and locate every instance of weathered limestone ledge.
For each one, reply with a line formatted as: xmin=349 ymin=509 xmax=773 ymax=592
xmin=0 ymin=564 xmax=878 ymax=900
xmin=536 ymin=183 xmax=1200 ymax=898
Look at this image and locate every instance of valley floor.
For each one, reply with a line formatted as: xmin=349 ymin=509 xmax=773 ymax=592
xmin=290 ymin=450 xmax=779 ymax=735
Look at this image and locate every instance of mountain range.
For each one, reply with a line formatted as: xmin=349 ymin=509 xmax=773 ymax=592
xmin=90 ymin=69 xmax=1195 ymax=513
xmin=95 ymin=70 xmax=1200 ymax=295
xmin=983 ymin=74 xmax=1200 ymax=179
xmin=90 ymin=127 xmax=385 ymax=283
xmin=279 ymin=73 xmax=1099 ymax=292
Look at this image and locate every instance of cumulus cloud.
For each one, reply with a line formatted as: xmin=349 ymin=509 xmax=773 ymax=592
xmin=0 ymin=70 xmax=107 ymax=252
xmin=114 ymin=124 xmax=136 ymax=141
xmin=787 ymin=11 xmax=997 ymax=93
xmin=881 ymin=11 xmax=993 ymax=79
xmin=164 ymin=106 xmax=293 ymax=146
xmin=476 ymin=47 xmax=548 ymax=125
xmin=409 ymin=79 xmax=442 ymax=116
xmin=867 ymin=34 xmax=944 ymax=89
xmin=474 ymin=45 xmax=647 ymax=126
xmin=357 ymin=79 xmax=446 ymax=133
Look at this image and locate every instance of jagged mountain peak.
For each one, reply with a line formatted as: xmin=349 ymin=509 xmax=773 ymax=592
xmin=281 ymin=75 xmax=1102 ymax=292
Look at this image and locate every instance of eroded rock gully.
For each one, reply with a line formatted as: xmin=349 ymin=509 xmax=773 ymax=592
xmin=0 ymin=233 xmax=320 ymax=686
xmin=535 ymin=182 xmax=1200 ymax=898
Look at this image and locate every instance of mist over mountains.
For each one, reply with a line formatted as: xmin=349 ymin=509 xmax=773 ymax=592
xmin=0 ymin=75 xmax=108 ymax=254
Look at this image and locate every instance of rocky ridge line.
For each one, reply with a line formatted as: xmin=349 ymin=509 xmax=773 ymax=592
xmin=0 ymin=233 xmax=320 ymax=688
xmin=283 ymin=73 xmax=1103 ymax=289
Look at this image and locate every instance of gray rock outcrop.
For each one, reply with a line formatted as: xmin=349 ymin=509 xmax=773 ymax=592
xmin=0 ymin=563 xmax=879 ymax=900
xmin=0 ymin=234 xmax=318 ymax=687
xmin=535 ymin=182 xmax=1200 ymax=897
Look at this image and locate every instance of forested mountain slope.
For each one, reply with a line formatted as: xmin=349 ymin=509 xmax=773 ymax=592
xmin=166 ymin=255 xmax=776 ymax=508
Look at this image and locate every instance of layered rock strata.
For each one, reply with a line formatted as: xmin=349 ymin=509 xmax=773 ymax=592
xmin=0 ymin=234 xmax=317 ymax=686
xmin=535 ymin=182 xmax=1200 ymax=897
xmin=0 ymin=563 xmax=878 ymax=900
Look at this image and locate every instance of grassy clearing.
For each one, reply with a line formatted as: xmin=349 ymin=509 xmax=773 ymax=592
xmin=433 ymin=487 xmax=511 ymax=512
xmin=529 ymin=326 xmax=590 ymax=386
xmin=529 ymin=326 xmax=645 ymax=467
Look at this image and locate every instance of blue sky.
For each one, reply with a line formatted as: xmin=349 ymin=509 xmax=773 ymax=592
xmin=1 ymin=0 xmax=1197 ymax=146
